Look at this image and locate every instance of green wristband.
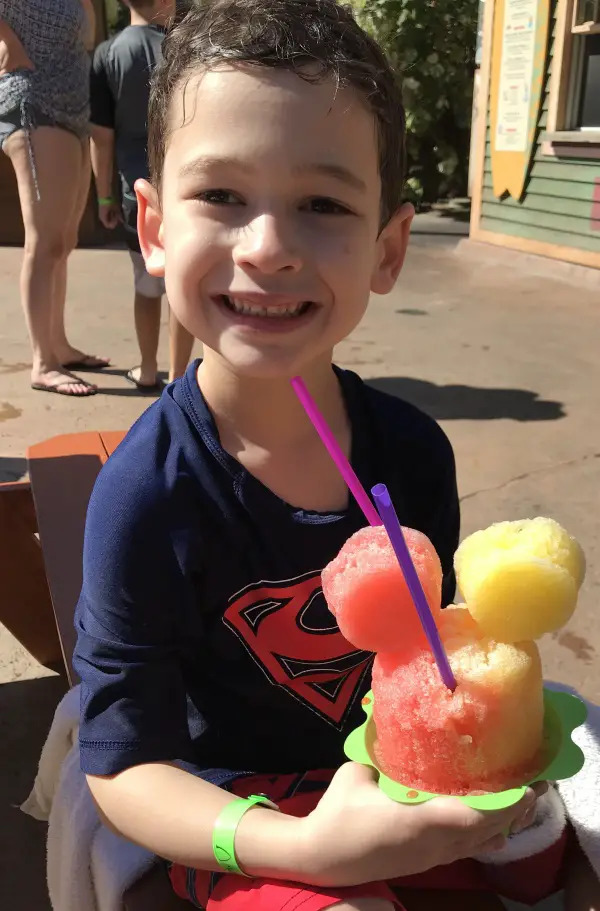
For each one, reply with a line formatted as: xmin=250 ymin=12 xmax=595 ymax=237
xmin=212 ymin=794 xmax=279 ymax=876
xmin=97 ymin=196 xmax=115 ymax=206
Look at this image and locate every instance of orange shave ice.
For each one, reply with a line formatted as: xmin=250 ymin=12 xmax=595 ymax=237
xmin=321 ymin=517 xmax=585 ymax=795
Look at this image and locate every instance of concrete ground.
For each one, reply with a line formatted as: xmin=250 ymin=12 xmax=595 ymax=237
xmin=0 ymin=212 xmax=598 ymax=909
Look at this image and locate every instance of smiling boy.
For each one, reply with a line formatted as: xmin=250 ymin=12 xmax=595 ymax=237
xmin=73 ymin=2 xmax=540 ymax=909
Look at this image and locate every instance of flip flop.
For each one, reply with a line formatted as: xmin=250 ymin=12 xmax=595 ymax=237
xmin=62 ymin=355 xmax=111 ymax=371
xmin=125 ymin=368 xmax=164 ymax=392
xmin=31 ymin=379 xmax=97 ymax=397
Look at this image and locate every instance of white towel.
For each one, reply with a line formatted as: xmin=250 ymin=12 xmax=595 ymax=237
xmin=20 ymin=685 xmax=155 ymax=911
xmin=475 ymin=785 xmax=567 ymax=865
xmin=20 ymin=684 xmax=80 ymax=821
xmin=46 ymin=741 xmax=100 ymax=911
xmin=549 ymin=681 xmax=600 ymax=878
xmin=91 ymin=823 xmax=157 ymax=911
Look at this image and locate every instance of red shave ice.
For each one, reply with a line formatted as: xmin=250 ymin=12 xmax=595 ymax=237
xmin=322 ymin=526 xmax=545 ymax=795
xmin=321 ymin=524 xmax=443 ymax=656
xmin=371 ymin=627 xmax=544 ymax=795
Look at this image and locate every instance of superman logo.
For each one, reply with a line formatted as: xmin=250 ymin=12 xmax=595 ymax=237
xmin=223 ymin=571 xmax=372 ymax=728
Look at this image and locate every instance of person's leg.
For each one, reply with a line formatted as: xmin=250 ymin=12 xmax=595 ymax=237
xmin=132 ymin=290 xmax=162 ymax=386
xmin=168 ymin=305 xmax=194 ymax=381
xmin=3 ymin=126 xmax=96 ymax=394
xmin=52 ymin=137 xmax=109 ymax=369
xmin=126 ymin=251 xmax=163 ymax=387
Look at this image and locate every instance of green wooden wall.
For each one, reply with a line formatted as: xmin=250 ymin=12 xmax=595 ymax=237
xmin=480 ymin=7 xmax=600 ymax=254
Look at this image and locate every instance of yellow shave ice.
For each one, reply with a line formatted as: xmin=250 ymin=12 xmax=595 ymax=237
xmin=454 ymin=517 xmax=585 ymax=643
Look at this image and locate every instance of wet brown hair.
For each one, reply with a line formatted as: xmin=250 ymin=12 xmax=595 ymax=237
xmin=148 ymin=0 xmax=406 ymax=226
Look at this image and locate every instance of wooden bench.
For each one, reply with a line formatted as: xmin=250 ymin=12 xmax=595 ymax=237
xmin=0 ymin=430 xmax=188 ymax=910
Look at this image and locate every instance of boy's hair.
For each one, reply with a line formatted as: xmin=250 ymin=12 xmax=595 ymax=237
xmin=148 ymin=0 xmax=406 ymax=226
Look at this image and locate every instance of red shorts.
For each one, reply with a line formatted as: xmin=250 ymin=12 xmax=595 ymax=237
xmin=168 ymin=770 xmax=568 ymax=910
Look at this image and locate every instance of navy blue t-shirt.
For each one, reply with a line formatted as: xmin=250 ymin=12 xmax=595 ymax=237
xmin=74 ymin=362 xmax=459 ymax=781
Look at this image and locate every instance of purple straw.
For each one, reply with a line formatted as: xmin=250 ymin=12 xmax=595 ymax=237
xmin=372 ymin=483 xmax=457 ymax=692
xmin=291 ymin=376 xmax=381 ymax=527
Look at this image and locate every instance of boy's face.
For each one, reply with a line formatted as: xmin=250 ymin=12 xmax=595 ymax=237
xmin=138 ymin=65 xmax=412 ymax=379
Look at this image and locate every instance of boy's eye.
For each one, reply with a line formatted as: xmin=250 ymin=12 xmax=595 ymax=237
xmin=304 ymin=197 xmax=352 ymax=215
xmin=196 ymin=189 xmax=242 ymax=205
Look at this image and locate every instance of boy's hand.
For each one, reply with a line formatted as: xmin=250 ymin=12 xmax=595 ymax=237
xmin=297 ymin=763 xmax=544 ymax=887
xmin=97 ymin=201 xmax=121 ymax=230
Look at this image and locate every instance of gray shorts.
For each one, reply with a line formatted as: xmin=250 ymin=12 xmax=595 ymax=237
xmin=0 ymin=98 xmax=84 ymax=201
xmin=0 ymin=102 xmax=79 ymax=149
xmin=129 ymin=251 xmax=166 ymax=298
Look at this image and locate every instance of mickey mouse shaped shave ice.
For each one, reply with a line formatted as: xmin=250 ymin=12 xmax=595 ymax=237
xmin=322 ymin=517 xmax=586 ymax=804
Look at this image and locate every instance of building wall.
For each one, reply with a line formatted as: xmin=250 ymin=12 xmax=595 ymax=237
xmin=479 ymin=4 xmax=600 ymax=256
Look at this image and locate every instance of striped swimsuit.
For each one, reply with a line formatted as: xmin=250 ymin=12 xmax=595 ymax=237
xmin=0 ymin=0 xmax=90 ymax=197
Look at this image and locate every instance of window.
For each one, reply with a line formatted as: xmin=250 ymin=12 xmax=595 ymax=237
xmin=571 ymin=0 xmax=600 ymax=130
xmin=572 ymin=0 xmax=600 ymax=30
xmin=578 ymin=33 xmax=600 ymax=127
xmin=569 ymin=0 xmax=600 ymax=129
xmin=543 ymin=0 xmax=600 ymax=150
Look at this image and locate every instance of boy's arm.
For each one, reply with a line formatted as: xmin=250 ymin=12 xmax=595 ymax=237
xmin=87 ymin=757 xmax=542 ymax=886
xmin=90 ymin=125 xmax=114 ymax=198
xmin=89 ymin=43 xmax=120 ymax=229
xmin=90 ymin=125 xmax=121 ymax=229
xmin=87 ymin=762 xmax=303 ymax=878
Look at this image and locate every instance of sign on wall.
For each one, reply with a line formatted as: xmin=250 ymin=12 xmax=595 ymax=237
xmin=489 ymin=0 xmax=550 ymax=199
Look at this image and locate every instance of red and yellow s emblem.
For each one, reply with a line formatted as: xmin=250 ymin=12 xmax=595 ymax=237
xmin=224 ymin=571 xmax=371 ymax=728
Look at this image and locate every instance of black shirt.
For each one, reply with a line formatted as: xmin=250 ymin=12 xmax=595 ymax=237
xmin=90 ymin=24 xmax=164 ymax=195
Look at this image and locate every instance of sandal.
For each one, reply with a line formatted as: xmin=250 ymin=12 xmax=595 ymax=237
xmin=125 ymin=367 xmax=164 ymax=392
xmin=31 ymin=379 xmax=97 ymax=397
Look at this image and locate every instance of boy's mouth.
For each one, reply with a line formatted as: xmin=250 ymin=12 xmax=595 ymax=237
xmin=219 ymin=295 xmax=314 ymax=320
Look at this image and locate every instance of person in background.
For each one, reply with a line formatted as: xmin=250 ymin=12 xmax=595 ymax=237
xmin=0 ymin=0 xmax=109 ymax=396
xmin=89 ymin=0 xmax=194 ymax=390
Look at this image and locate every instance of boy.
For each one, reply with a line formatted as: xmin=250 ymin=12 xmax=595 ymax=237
xmin=89 ymin=0 xmax=194 ymax=387
xmin=74 ymin=2 xmax=544 ymax=909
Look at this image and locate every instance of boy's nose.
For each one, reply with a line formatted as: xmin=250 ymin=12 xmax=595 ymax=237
xmin=233 ymin=214 xmax=303 ymax=274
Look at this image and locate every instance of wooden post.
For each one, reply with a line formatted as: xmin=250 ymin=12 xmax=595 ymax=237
xmin=470 ymin=0 xmax=497 ymax=234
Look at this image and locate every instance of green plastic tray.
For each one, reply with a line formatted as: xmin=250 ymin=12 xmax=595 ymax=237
xmin=344 ymin=687 xmax=587 ymax=810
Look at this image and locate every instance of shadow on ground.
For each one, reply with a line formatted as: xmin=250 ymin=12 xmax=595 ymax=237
xmin=0 ymin=456 xmax=28 ymax=484
xmin=89 ymin=366 xmax=167 ymax=398
xmin=367 ymin=377 xmax=566 ymax=422
xmin=0 ymin=673 xmax=68 ymax=911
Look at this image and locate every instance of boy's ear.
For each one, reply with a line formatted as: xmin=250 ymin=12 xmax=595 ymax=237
xmin=371 ymin=202 xmax=414 ymax=295
xmin=135 ymin=178 xmax=165 ymax=277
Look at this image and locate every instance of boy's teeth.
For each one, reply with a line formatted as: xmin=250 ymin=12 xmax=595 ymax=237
xmin=224 ymin=296 xmax=307 ymax=318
